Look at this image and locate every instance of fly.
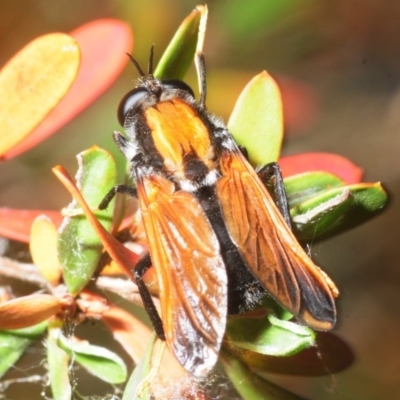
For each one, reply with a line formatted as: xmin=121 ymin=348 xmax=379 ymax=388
xmin=99 ymin=48 xmax=339 ymax=377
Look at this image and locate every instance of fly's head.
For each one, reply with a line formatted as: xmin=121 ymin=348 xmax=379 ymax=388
xmin=117 ymin=78 xmax=195 ymax=128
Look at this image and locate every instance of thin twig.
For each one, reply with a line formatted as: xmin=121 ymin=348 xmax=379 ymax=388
xmin=0 ymin=257 xmax=160 ymax=310
xmin=0 ymin=375 xmax=44 ymax=391
xmin=95 ymin=276 xmax=142 ymax=304
xmin=0 ymin=257 xmax=48 ymax=287
xmin=95 ymin=276 xmax=160 ymax=310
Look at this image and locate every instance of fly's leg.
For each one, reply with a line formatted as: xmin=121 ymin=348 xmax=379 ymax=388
xmin=99 ymin=186 xmax=165 ymax=340
xmin=133 ymin=253 xmax=165 ymax=340
xmin=237 ymin=146 xmax=290 ymax=227
xmin=257 ymin=162 xmax=291 ymax=229
xmin=98 ymin=184 xmax=138 ymax=210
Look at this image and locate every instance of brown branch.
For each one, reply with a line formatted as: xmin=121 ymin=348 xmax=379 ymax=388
xmin=95 ymin=276 xmax=160 ymax=310
xmin=0 ymin=257 xmax=160 ymax=310
xmin=0 ymin=257 xmax=48 ymax=287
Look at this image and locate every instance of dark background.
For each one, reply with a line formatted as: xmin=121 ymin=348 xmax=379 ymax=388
xmin=1 ymin=1 xmax=400 ymax=399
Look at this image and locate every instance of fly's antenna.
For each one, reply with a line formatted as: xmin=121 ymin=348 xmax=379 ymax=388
xmin=126 ymin=53 xmax=146 ymax=78
xmin=126 ymin=48 xmax=161 ymax=95
xmin=148 ymin=44 xmax=155 ymax=75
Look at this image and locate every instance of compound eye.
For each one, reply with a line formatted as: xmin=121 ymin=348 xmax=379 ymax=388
xmin=117 ymin=87 xmax=148 ymax=126
xmin=162 ymin=79 xmax=195 ymax=98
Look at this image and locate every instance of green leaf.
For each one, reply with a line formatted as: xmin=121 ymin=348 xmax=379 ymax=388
xmin=47 ymin=323 xmax=71 ymax=400
xmin=154 ymin=5 xmax=206 ymax=80
xmin=0 ymin=331 xmax=32 ymax=379
xmin=290 ymin=182 xmax=388 ymax=241
xmin=0 ymin=321 xmax=47 ymax=379
xmin=234 ymin=332 xmax=353 ymax=377
xmin=58 ymin=331 xmax=127 ymax=384
xmin=226 ymin=312 xmax=315 ymax=357
xmin=284 ymin=171 xmax=344 ymax=208
xmin=228 ymin=71 xmax=283 ymax=166
xmin=220 ymin=349 xmax=308 ymax=400
xmin=122 ymin=334 xmax=157 ymax=400
xmin=58 ymin=146 xmax=117 ymax=294
xmin=258 ymin=296 xmax=293 ymax=321
xmin=3 ymin=320 xmax=48 ymax=338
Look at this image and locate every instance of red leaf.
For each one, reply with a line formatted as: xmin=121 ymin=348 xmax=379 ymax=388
xmin=0 ymin=208 xmax=63 ymax=243
xmin=5 ymin=19 xmax=133 ymax=159
xmin=280 ymin=152 xmax=363 ymax=184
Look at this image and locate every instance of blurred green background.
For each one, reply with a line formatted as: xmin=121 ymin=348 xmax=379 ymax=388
xmin=1 ymin=0 xmax=400 ymax=399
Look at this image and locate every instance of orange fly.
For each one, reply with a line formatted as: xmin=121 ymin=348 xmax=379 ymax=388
xmin=99 ymin=49 xmax=339 ymax=377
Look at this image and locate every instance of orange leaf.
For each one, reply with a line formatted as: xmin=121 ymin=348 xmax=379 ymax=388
xmin=0 ymin=33 xmax=80 ymax=157
xmin=5 ymin=19 xmax=133 ymax=159
xmin=0 ymin=294 xmax=66 ymax=330
xmin=101 ymin=261 xmax=126 ymax=276
xmin=30 ymin=215 xmax=62 ymax=285
xmin=280 ymin=152 xmax=363 ymax=184
xmin=102 ymin=306 xmax=153 ymax=363
xmin=0 ymin=208 xmax=63 ymax=243
xmin=52 ymin=166 xmax=140 ymax=277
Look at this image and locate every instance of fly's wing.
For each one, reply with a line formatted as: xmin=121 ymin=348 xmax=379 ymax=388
xmin=216 ymin=148 xmax=338 ymax=331
xmin=137 ymin=174 xmax=228 ymax=377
